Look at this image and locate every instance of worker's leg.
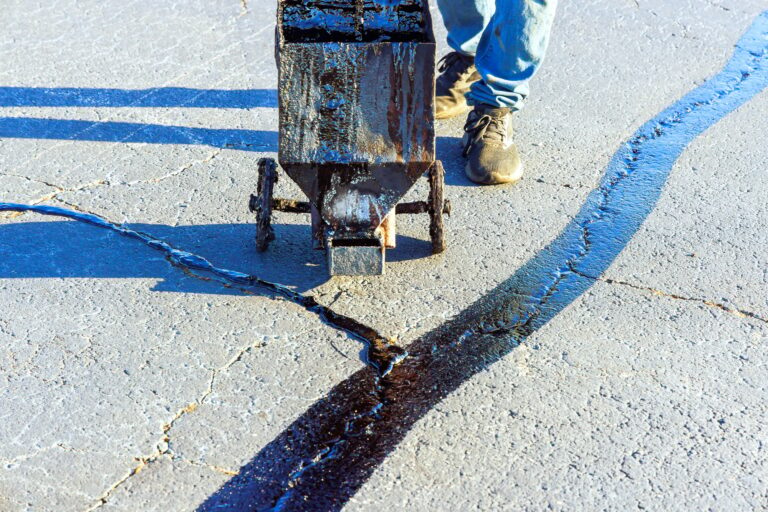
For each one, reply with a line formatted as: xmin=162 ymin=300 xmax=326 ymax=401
xmin=468 ymin=0 xmax=558 ymax=110
xmin=434 ymin=0 xmax=496 ymax=119
xmin=461 ymin=0 xmax=557 ymax=185
xmin=435 ymin=0 xmax=495 ymax=56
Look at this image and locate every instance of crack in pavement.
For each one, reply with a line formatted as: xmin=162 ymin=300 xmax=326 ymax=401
xmin=177 ymin=455 xmax=240 ymax=477
xmin=1 ymin=148 xmax=223 ymax=220
xmin=0 ymin=172 xmax=62 ymax=190
xmin=1 ymin=443 xmax=89 ymax=467
xmin=533 ymin=177 xmax=591 ymax=190
xmin=123 ymin=149 xmax=222 ymax=186
xmin=84 ymin=336 xmax=264 ymax=510
xmin=0 ymin=177 xmax=107 ymax=219
xmin=0 ymin=203 xmax=403 ymax=373
xmin=576 ymin=271 xmax=768 ymax=325
xmin=85 ymin=403 xmax=235 ymax=511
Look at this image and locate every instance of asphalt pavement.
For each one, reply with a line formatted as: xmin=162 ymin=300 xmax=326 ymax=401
xmin=1 ymin=1 xmax=767 ymax=510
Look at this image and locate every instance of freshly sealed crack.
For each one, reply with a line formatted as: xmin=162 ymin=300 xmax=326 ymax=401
xmin=199 ymin=13 xmax=768 ymax=511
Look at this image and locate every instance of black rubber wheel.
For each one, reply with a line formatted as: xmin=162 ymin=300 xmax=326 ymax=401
xmin=428 ymin=160 xmax=447 ymax=254
xmin=250 ymin=158 xmax=278 ymax=252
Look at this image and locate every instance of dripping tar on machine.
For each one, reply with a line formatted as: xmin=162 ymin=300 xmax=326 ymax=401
xmin=249 ymin=0 xmax=450 ymax=276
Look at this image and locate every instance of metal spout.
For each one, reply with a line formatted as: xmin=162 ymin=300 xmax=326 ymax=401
xmin=327 ymin=236 xmax=385 ymax=276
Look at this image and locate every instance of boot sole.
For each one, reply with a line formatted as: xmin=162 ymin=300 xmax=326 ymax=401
xmin=464 ymin=161 xmax=524 ymax=186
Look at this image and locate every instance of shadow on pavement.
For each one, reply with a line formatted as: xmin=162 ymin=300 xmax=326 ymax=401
xmin=438 ymin=134 xmax=476 ymax=187
xmin=0 ymin=87 xmax=464 ymax=161
xmin=0 ymin=117 xmax=279 ymax=152
xmin=0 ymin=86 xmax=279 ymax=151
xmin=0 ymin=220 xmax=433 ymax=295
xmin=0 ymin=87 xmax=278 ymax=108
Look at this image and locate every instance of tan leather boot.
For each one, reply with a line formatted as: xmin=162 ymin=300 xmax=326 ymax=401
xmin=435 ymin=52 xmax=481 ymax=120
xmin=462 ymin=104 xmax=523 ymax=185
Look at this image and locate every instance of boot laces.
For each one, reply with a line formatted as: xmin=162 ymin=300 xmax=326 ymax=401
xmin=463 ymin=111 xmax=507 ymax=157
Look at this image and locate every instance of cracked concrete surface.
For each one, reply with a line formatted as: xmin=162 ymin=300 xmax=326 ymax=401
xmin=594 ymin=275 xmax=768 ymax=325
xmin=348 ymin=281 xmax=768 ymax=511
xmin=1 ymin=0 xmax=767 ymax=510
xmin=0 ymin=215 xmax=366 ymax=510
xmin=604 ymin=89 xmax=768 ymax=321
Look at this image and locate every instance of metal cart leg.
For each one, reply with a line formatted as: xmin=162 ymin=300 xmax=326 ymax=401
xmin=249 ymin=158 xmax=278 ymax=252
xmin=429 ymin=161 xmax=447 ymax=255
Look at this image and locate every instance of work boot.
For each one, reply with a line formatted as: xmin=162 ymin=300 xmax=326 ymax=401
xmin=462 ymin=104 xmax=522 ymax=185
xmin=435 ymin=51 xmax=481 ymax=120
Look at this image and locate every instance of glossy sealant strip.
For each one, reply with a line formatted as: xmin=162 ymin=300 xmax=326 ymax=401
xmin=197 ymin=11 xmax=768 ymax=511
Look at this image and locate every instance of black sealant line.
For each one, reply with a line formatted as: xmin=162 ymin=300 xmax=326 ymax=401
xmin=0 ymin=203 xmax=405 ymax=376
xmin=194 ymin=12 xmax=768 ymax=511
xmin=1 ymin=11 xmax=766 ymax=512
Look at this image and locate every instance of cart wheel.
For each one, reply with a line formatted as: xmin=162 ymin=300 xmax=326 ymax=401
xmin=428 ymin=160 xmax=446 ymax=254
xmin=249 ymin=158 xmax=278 ymax=252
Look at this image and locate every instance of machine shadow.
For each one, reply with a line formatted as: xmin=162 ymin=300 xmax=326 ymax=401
xmin=436 ymin=134 xmax=476 ymax=187
xmin=0 ymin=117 xmax=279 ymax=152
xmin=0 ymin=117 xmax=467 ymax=168
xmin=0 ymin=87 xmax=463 ymax=163
xmin=0 ymin=87 xmax=278 ymax=108
xmin=0 ymin=220 xmax=433 ymax=295
xmin=0 ymin=86 xmax=279 ymax=151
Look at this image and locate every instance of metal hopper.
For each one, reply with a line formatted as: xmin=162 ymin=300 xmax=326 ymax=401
xmin=249 ymin=0 xmax=449 ymax=275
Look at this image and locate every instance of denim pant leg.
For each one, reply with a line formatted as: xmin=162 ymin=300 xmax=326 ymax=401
xmin=469 ymin=0 xmax=558 ymax=109
xmin=435 ymin=0 xmax=496 ymax=55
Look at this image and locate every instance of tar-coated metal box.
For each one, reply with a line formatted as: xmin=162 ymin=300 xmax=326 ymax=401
xmin=277 ymin=0 xmax=436 ymax=238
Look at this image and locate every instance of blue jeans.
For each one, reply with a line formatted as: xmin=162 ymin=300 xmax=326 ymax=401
xmin=436 ymin=0 xmax=558 ymax=109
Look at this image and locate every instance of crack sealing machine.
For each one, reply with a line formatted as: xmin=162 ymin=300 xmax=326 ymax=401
xmin=249 ymin=0 xmax=450 ymax=276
